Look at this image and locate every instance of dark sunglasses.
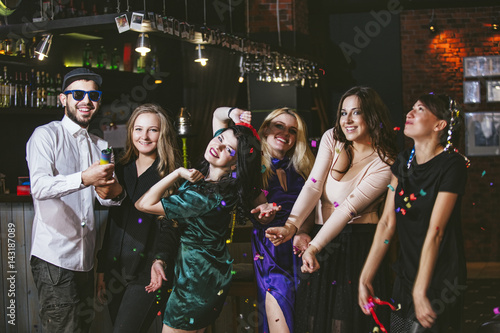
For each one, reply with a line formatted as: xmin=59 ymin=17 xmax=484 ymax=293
xmin=63 ymin=90 xmax=102 ymax=102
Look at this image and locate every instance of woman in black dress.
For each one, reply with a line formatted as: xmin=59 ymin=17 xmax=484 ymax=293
xmin=358 ymin=94 xmax=470 ymax=332
xmin=96 ymin=104 xmax=181 ymax=333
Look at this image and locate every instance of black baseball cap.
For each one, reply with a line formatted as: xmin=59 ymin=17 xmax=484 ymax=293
xmin=62 ymin=68 xmax=102 ymax=91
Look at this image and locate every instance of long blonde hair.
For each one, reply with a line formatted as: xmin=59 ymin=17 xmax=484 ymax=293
xmin=119 ymin=104 xmax=180 ymax=177
xmin=258 ymin=108 xmax=315 ymax=189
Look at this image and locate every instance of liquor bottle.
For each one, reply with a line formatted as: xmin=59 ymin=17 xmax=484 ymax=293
xmin=47 ymin=73 xmax=55 ymax=108
xmin=35 ymin=71 xmax=42 ymax=108
xmin=2 ymin=67 xmax=11 ymax=107
xmin=110 ymin=47 xmax=120 ymax=70
xmin=4 ymin=39 xmax=13 ymax=56
xmin=149 ymin=47 xmax=159 ymax=75
xmin=29 ymin=37 xmax=37 ymax=59
xmin=13 ymin=73 xmax=20 ymax=107
xmin=16 ymin=72 xmax=24 ymax=107
xmin=24 ymin=72 xmax=31 ymax=108
xmin=56 ymin=73 xmax=63 ymax=108
xmin=83 ymin=43 xmax=93 ymax=68
xmin=54 ymin=1 xmax=66 ymax=20
xmin=78 ymin=0 xmax=88 ymax=17
xmin=0 ymin=72 xmax=4 ymax=108
xmin=97 ymin=45 xmax=107 ymax=69
xmin=40 ymin=71 xmax=47 ymax=108
xmin=15 ymin=39 xmax=27 ymax=57
xmin=91 ymin=3 xmax=98 ymax=16
xmin=30 ymin=69 xmax=36 ymax=108
xmin=66 ymin=0 xmax=76 ymax=18
xmin=136 ymin=55 xmax=146 ymax=73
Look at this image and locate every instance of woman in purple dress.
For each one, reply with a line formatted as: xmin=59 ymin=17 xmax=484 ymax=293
xmin=250 ymin=108 xmax=315 ymax=333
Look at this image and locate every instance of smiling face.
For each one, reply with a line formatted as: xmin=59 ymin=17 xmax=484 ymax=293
xmin=132 ymin=112 xmax=161 ymax=158
xmin=60 ymin=80 xmax=100 ymax=128
xmin=340 ymin=95 xmax=370 ymax=144
xmin=404 ymin=100 xmax=446 ymax=140
xmin=264 ymin=113 xmax=298 ymax=159
xmin=204 ymin=129 xmax=238 ymax=171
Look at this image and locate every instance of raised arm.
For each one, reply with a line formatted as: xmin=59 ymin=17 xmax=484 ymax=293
xmin=135 ymin=168 xmax=204 ymax=215
xmin=412 ymin=191 xmax=458 ymax=328
xmin=358 ymin=175 xmax=397 ymax=314
xmin=212 ymin=107 xmax=251 ymax=135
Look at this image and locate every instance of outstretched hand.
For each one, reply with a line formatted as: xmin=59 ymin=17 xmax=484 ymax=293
xmin=145 ymin=261 xmax=167 ymax=293
xmin=250 ymin=202 xmax=282 ymax=224
xmin=265 ymin=222 xmax=297 ymax=246
xmin=230 ymin=109 xmax=252 ymax=124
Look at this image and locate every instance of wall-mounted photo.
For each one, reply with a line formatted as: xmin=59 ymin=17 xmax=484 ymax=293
xmin=465 ymin=112 xmax=500 ymax=156
xmin=486 ymin=80 xmax=500 ymax=102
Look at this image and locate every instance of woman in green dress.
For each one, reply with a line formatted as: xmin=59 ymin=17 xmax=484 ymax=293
xmin=135 ymin=107 xmax=262 ymax=332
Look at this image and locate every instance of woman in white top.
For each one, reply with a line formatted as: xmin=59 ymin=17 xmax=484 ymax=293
xmin=266 ymin=86 xmax=398 ymax=333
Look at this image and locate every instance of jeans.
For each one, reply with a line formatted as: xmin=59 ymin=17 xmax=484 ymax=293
xmin=31 ymin=256 xmax=95 ymax=333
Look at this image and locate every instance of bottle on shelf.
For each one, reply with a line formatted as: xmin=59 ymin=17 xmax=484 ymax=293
xmin=35 ymin=71 xmax=42 ymax=108
xmin=0 ymin=71 xmax=4 ymax=108
xmin=97 ymin=45 xmax=107 ymax=69
xmin=15 ymin=39 xmax=27 ymax=58
xmin=13 ymin=72 xmax=21 ymax=107
xmin=3 ymin=39 xmax=13 ymax=56
xmin=24 ymin=72 xmax=31 ymax=108
xmin=83 ymin=43 xmax=93 ymax=68
xmin=41 ymin=71 xmax=47 ymax=108
xmin=3 ymin=67 xmax=11 ymax=108
xmin=136 ymin=55 xmax=146 ymax=73
xmin=47 ymin=73 xmax=56 ymax=108
xmin=149 ymin=46 xmax=159 ymax=75
xmin=56 ymin=73 xmax=63 ymax=108
xmin=30 ymin=69 xmax=36 ymax=108
xmin=66 ymin=0 xmax=77 ymax=18
xmin=54 ymin=1 xmax=66 ymax=20
xmin=29 ymin=37 xmax=37 ymax=59
xmin=78 ymin=0 xmax=88 ymax=17
xmin=110 ymin=47 xmax=120 ymax=70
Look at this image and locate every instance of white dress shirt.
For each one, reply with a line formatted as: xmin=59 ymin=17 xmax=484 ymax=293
xmin=26 ymin=115 xmax=122 ymax=272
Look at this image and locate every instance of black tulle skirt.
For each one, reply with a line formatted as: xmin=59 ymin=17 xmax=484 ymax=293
xmin=295 ymin=224 xmax=391 ymax=333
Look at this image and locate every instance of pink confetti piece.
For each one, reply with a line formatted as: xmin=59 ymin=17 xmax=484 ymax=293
xmin=311 ymin=177 xmax=317 ymax=183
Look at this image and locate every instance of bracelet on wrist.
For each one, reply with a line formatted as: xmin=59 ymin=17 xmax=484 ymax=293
xmin=228 ymin=107 xmax=236 ymax=119
xmin=152 ymin=259 xmax=167 ymax=269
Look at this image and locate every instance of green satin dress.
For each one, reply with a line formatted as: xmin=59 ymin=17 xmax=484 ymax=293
xmin=161 ymin=180 xmax=236 ymax=330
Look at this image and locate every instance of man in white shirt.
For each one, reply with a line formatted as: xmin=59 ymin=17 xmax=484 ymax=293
xmin=26 ymin=68 xmax=125 ymax=333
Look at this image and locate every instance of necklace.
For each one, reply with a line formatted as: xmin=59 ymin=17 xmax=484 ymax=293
xmin=351 ymin=150 xmax=375 ymax=167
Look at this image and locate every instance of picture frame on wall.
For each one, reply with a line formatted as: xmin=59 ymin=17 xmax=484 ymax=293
xmin=465 ymin=112 xmax=500 ymax=156
xmin=463 ymin=81 xmax=480 ymax=104
xmin=486 ymin=80 xmax=500 ymax=102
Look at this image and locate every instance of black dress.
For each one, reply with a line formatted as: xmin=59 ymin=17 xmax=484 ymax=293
xmin=390 ymin=149 xmax=467 ymax=332
xmin=97 ymin=159 xmax=179 ymax=333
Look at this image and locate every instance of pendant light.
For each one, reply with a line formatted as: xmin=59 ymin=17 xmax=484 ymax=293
xmin=34 ymin=34 xmax=53 ymax=60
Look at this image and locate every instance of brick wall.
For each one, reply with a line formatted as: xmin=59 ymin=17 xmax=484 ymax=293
xmin=248 ymin=0 xmax=309 ymax=35
xmin=400 ymin=6 xmax=500 ymax=261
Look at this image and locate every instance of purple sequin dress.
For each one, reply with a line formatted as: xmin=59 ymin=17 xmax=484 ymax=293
xmin=251 ymin=157 xmax=305 ymax=333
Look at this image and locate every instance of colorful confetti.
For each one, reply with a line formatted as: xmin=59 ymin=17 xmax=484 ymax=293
xmin=262 ymin=189 xmax=269 ymax=196
xmin=311 ymin=177 xmax=317 ymax=183
xmin=261 ymin=165 xmax=266 ymax=173
xmin=393 ymin=127 xmax=401 ymax=131
xmin=387 ymin=184 xmax=395 ymax=191
xmin=384 ymin=239 xmax=389 ymax=244
xmin=409 ymin=193 xmax=417 ymax=201
xmin=401 ymin=208 xmax=406 ymax=215
xmin=406 ymin=203 xmax=411 ymax=208
xmin=399 ymin=190 xmax=404 ymax=196
xmin=333 ymin=201 xmax=339 ymax=208
xmin=138 ymin=218 xmax=143 ymax=224
xmin=250 ymin=147 xmax=254 ymax=153
xmin=494 ymin=307 xmax=500 ymax=315
xmin=420 ymin=189 xmax=427 ymax=196
xmin=482 ymin=170 xmax=486 ymax=177
xmin=217 ymin=289 xmax=224 ymax=296
xmin=311 ymin=140 xmax=317 ymax=148
xmin=221 ymin=200 xmax=226 ymax=206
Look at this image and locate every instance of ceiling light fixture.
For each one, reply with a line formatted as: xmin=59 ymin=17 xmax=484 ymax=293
xmin=135 ymin=33 xmax=151 ymax=56
xmin=194 ymin=44 xmax=208 ymax=66
xmin=34 ymin=34 xmax=53 ymax=60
